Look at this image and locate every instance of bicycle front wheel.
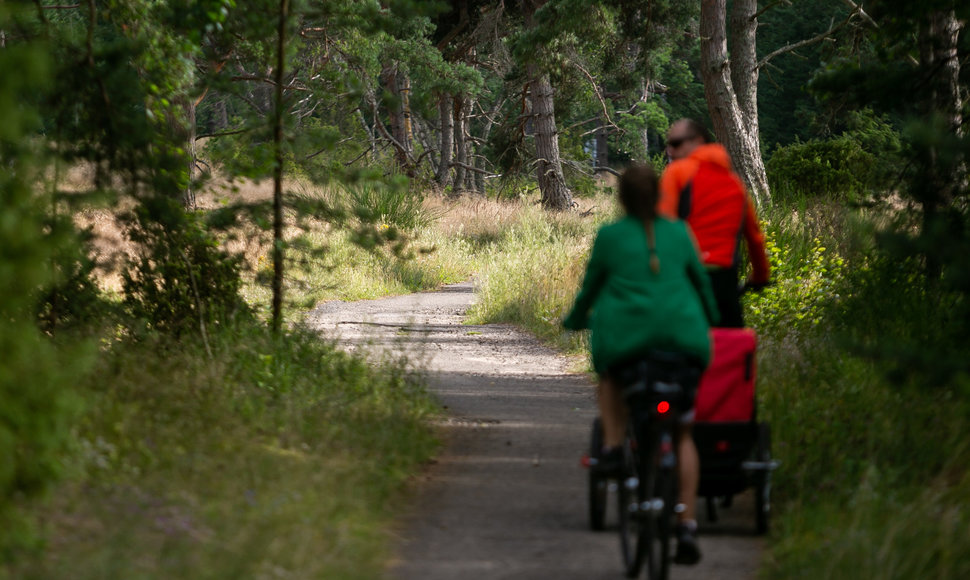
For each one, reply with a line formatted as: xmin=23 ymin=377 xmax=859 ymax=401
xmin=643 ymin=435 xmax=676 ymax=580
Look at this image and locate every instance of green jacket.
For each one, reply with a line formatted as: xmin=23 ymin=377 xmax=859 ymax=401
xmin=563 ymin=216 xmax=720 ymax=374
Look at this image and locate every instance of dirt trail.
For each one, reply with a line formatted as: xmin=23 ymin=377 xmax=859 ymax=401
xmin=307 ymin=280 xmax=763 ymax=580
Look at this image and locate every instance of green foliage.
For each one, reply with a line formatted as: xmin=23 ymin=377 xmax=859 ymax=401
xmin=765 ymin=111 xmax=902 ymax=203
xmin=0 ymin=17 xmax=90 ymax=560
xmin=744 ymin=230 xmax=845 ymax=335
xmin=35 ymin=217 xmax=105 ymax=334
xmin=805 ymin=3 xmax=970 ymax=387
xmin=613 ymin=100 xmax=669 ymax=162
xmin=341 ymin=182 xmax=436 ymax=230
xmin=757 ymin=0 xmax=858 ymax=147
xmin=6 ymin=323 xmax=439 ymax=579
xmin=122 ymin=197 xmax=249 ymax=335
xmin=751 ymin=200 xmax=970 ymax=579
xmin=834 ymin=254 xmax=970 ymax=387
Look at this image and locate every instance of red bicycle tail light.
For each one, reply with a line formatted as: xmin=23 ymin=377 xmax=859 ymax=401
xmin=657 ymin=401 xmax=671 ymax=415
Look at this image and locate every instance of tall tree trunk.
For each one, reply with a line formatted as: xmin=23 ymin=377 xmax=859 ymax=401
xmin=170 ymin=95 xmax=197 ymax=208
xmin=476 ymin=95 xmax=505 ymax=194
xmin=437 ymin=92 xmax=454 ymax=188
xmin=463 ymin=96 xmax=478 ymax=192
xmin=213 ymin=95 xmax=228 ymax=132
xmin=400 ymin=73 xmax=413 ymax=148
xmin=595 ymin=119 xmax=609 ymax=170
xmin=531 ymin=74 xmax=572 ymax=210
xmin=474 ymin=154 xmax=485 ymax=194
xmin=185 ymin=99 xmax=196 ymax=208
xmin=729 ymin=0 xmax=760 ymax=138
xmin=380 ymin=62 xmax=412 ymax=173
xmin=521 ymin=0 xmax=571 ymax=210
xmin=918 ymin=9 xmax=963 ymax=278
xmin=452 ymin=94 xmax=470 ymax=194
xmin=358 ymin=109 xmax=376 ymax=164
xmin=271 ymin=0 xmax=289 ymax=335
xmin=699 ymin=0 xmax=771 ymax=206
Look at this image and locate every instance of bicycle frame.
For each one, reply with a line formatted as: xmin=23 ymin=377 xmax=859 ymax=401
xmin=617 ymin=369 xmax=689 ymax=580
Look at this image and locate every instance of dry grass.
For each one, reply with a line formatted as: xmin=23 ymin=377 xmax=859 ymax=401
xmin=60 ymin=161 xmax=615 ymax=315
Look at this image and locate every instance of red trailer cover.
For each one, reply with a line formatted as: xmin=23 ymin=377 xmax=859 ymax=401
xmin=695 ymin=328 xmax=757 ymax=422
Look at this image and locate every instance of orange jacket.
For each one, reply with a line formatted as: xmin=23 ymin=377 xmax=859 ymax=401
xmin=659 ymin=144 xmax=770 ymax=284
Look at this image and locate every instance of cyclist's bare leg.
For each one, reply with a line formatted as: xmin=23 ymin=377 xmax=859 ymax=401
xmin=598 ymin=376 xmax=628 ymax=448
xmin=676 ymin=423 xmax=699 ymax=522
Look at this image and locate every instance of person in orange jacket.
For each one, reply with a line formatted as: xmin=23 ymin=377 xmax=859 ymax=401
xmin=660 ymin=119 xmax=770 ymax=327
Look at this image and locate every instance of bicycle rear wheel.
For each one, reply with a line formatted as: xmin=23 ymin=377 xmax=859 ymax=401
xmin=589 ymin=418 xmax=608 ymax=531
xmin=754 ymin=422 xmax=772 ymax=535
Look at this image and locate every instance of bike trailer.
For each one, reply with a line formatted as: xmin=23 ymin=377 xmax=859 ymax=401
xmin=694 ymin=328 xmax=759 ymax=497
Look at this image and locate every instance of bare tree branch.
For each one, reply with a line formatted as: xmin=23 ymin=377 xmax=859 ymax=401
xmin=450 ymin=161 xmax=499 ymax=177
xmin=230 ymin=74 xmax=310 ymax=92
xmin=752 ymin=0 xmax=792 ymax=21
xmin=757 ymin=14 xmax=855 ymax=70
xmin=342 ymin=145 xmax=373 ymax=166
xmin=593 ymin=166 xmax=620 ymax=176
xmin=195 ymin=127 xmax=252 ymax=140
xmin=569 ymin=55 xmax=618 ymax=131
xmin=841 ymin=0 xmax=878 ymax=28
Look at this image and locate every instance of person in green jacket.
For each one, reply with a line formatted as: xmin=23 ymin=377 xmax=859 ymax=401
xmin=563 ymin=164 xmax=719 ymax=565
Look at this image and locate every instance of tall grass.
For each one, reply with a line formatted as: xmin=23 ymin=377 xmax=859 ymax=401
xmin=745 ymin=196 xmax=970 ymax=579
xmin=7 ymin=324 xmax=438 ymax=579
xmin=467 ymin=202 xmax=610 ymax=352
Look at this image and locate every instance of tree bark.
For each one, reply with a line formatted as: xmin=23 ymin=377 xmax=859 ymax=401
xmin=925 ymin=10 xmax=963 ymax=139
xmin=730 ymin=0 xmax=760 ymax=135
xmin=463 ymin=96 xmax=478 ymax=192
xmin=169 ymin=95 xmax=197 ymax=208
xmin=380 ymin=62 xmax=413 ymax=173
xmin=531 ymin=74 xmax=572 ymax=210
xmin=699 ymin=0 xmax=771 ymax=206
xmin=213 ymin=96 xmax=228 ymax=132
xmin=595 ymin=117 xmax=609 ymax=170
xmin=452 ymin=94 xmax=468 ymax=194
xmin=436 ymin=92 xmax=454 ymax=188
xmin=918 ymin=8 xmax=963 ymax=279
xmin=271 ymin=0 xmax=289 ymax=335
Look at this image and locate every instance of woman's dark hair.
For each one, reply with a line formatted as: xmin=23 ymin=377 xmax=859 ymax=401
xmin=618 ymin=164 xmax=659 ymax=222
xmin=618 ymin=164 xmax=661 ymax=273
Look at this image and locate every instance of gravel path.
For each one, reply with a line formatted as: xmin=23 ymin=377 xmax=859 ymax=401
xmin=306 ymin=280 xmax=764 ymax=580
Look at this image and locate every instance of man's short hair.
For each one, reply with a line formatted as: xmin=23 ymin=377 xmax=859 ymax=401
xmin=678 ymin=119 xmax=712 ymax=144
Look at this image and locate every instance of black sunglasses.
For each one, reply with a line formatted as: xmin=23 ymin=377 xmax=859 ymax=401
xmin=665 ymin=135 xmax=695 ymax=148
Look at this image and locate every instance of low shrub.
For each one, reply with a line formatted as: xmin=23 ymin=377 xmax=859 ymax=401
xmin=122 ymin=196 xmax=249 ymax=335
xmin=766 ymin=110 xmax=901 ymax=203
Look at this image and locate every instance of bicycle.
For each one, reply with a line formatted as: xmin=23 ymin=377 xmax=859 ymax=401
xmin=589 ymin=351 xmax=702 ymax=580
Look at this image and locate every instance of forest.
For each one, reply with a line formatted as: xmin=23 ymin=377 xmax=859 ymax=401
xmin=2 ymin=0 xmax=969 ymax=578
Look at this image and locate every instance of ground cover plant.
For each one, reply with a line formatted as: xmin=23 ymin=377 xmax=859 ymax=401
xmin=6 ymin=324 xmax=439 ymax=580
